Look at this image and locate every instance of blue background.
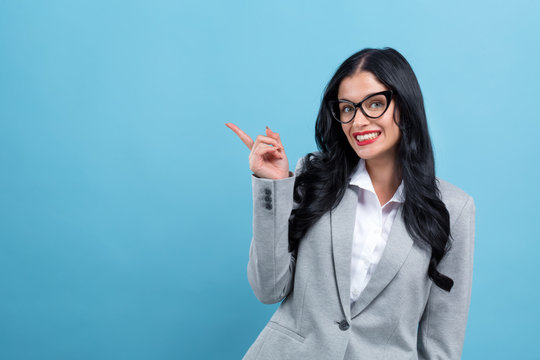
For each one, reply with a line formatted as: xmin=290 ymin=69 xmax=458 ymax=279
xmin=1 ymin=1 xmax=539 ymax=359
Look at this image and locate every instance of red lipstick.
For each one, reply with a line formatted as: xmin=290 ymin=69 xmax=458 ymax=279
xmin=352 ymin=130 xmax=381 ymax=146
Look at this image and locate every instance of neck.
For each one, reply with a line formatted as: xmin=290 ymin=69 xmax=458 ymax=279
xmin=364 ymin=154 xmax=402 ymax=191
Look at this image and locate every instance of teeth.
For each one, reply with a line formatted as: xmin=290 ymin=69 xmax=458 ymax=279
xmin=356 ymin=132 xmax=381 ymax=142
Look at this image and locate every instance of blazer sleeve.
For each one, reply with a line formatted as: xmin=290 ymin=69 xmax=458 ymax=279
xmin=246 ymin=156 xmax=305 ymax=304
xmin=417 ymin=195 xmax=476 ymax=360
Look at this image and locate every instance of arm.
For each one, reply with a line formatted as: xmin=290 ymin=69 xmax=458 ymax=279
xmin=417 ymin=195 xmax=476 ymax=359
xmin=247 ymin=156 xmax=305 ymax=304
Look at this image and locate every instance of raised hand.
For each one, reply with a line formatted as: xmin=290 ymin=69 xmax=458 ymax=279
xmin=225 ymin=123 xmax=290 ymax=180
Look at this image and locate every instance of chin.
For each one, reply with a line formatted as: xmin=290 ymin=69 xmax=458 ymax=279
xmin=352 ymin=147 xmax=375 ymax=159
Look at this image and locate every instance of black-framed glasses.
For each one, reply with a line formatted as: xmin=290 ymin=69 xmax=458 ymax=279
xmin=328 ymin=89 xmax=394 ymax=124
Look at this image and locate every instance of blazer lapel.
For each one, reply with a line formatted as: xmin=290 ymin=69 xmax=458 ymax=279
xmin=330 ymin=185 xmax=358 ymax=321
xmin=350 ymin=204 xmax=414 ymax=319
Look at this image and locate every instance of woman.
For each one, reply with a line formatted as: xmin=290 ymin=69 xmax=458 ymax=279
xmin=226 ymin=47 xmax=475 ymax=360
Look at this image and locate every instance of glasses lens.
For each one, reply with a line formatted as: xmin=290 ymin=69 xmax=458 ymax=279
xmin=330 ymin=101 xmax=355 ymax=123
xmin=362 ymin=93 xmax=389 ymax=118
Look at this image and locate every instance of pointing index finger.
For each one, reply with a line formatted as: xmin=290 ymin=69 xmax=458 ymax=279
xmin=225 ymin=123 xmax=254 ymax=150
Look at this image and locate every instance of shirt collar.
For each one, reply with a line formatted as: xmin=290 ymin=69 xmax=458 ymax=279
xmin=348 ymin=158 xmax=405 ymax=203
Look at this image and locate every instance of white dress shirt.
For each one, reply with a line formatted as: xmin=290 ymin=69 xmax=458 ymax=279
xmin=348 ymin=158 xmax=405 ymax=304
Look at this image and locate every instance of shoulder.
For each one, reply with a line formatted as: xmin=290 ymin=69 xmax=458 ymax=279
xmin=435 ymin=176 xmax=475 ymax=227
xmin=435 ymin=176 xmax=471 ymax=202
xmin=294 ymin=151 xmax=323 ymax=173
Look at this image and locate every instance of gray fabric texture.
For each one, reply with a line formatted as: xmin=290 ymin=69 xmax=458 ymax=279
xmin=243 ymin=154 xmax=476 ymax=360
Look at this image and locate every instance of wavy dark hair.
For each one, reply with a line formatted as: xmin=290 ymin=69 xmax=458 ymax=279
xmin=288 ymin=47 xmax=454 ymax=292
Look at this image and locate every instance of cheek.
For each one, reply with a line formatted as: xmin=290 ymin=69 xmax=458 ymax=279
xmin=390 ymin=123 xmax=400 ymax=136
xmin=341 ymin=124 xmax=351 ymax=139
xmin=386 ymin=115 xmax=399 ymax=134
xmin=382 ymin=119 xmax=400 ymax=142
xmin=389 ymin=123 xmax=401 ymax=142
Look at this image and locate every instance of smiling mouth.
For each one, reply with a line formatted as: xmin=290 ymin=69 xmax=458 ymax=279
xmin=355 ymin=132 xmax=381 ymax=142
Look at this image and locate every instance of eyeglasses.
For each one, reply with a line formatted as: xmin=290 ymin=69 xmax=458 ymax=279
xmin=328 ymin=89 xmax=394 ymax=124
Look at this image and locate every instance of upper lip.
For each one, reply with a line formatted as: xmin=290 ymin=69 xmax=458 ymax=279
xmin=353 ymin=130 xmax=381 ymax=137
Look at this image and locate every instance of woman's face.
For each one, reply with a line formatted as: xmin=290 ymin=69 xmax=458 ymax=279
xmin=338 ymin=71 xmax=401 ymax=164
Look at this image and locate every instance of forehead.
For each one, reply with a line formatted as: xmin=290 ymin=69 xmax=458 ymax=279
xmin=337 ymin=71 xmax=388 ymax=101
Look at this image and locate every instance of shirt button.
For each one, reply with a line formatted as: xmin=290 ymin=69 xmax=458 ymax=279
xmin=338 ymin=320 xmax=350 ymax=331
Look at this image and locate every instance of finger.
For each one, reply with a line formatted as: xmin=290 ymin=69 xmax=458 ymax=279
xmin=225 ymin=122 xmax=254 ymax=150
xmin=266 ymin=126 xmax=283 ymax=148
xmin=253 ymin=134 xmax=281 ymax=149
xmin=253 ymin=143 xmax=284 ymax=159
xmin=265 ymin=128 xmax=284 ymax=154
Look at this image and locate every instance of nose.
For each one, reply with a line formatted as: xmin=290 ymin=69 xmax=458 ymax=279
xmin=350 ymin=108 xmax=371 ymax=126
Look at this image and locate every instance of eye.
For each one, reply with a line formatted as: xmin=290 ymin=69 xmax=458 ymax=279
xmin=341 ymin=105 xmax=354 ymax=113
xmin=369 ymin=101 xmax=384 ymax=109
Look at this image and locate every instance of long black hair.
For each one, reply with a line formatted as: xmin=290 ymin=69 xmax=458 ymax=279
xmin=289 ymin=47 xmax=454 ymax=292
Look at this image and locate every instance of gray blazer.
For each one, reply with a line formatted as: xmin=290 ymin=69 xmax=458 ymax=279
xmin=242 ymin=154 xmax=476 ymax=360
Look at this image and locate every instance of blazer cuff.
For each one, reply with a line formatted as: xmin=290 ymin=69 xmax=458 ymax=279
xmin=252 ymin=171 xmax=294 ymax=180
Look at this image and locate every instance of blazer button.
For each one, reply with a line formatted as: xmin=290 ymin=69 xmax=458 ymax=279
xmin=338 ymin=320 xmax=349 ymax=331
xmin=265 ymin=203 xmax=273 ymax=210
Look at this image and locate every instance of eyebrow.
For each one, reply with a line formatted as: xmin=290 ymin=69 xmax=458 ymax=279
xmin=338 ymin=90 xmax=386 ymax=103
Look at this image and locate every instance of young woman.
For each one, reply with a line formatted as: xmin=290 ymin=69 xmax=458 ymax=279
xmin=226 ymin=47 xmax=476 ymax=360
